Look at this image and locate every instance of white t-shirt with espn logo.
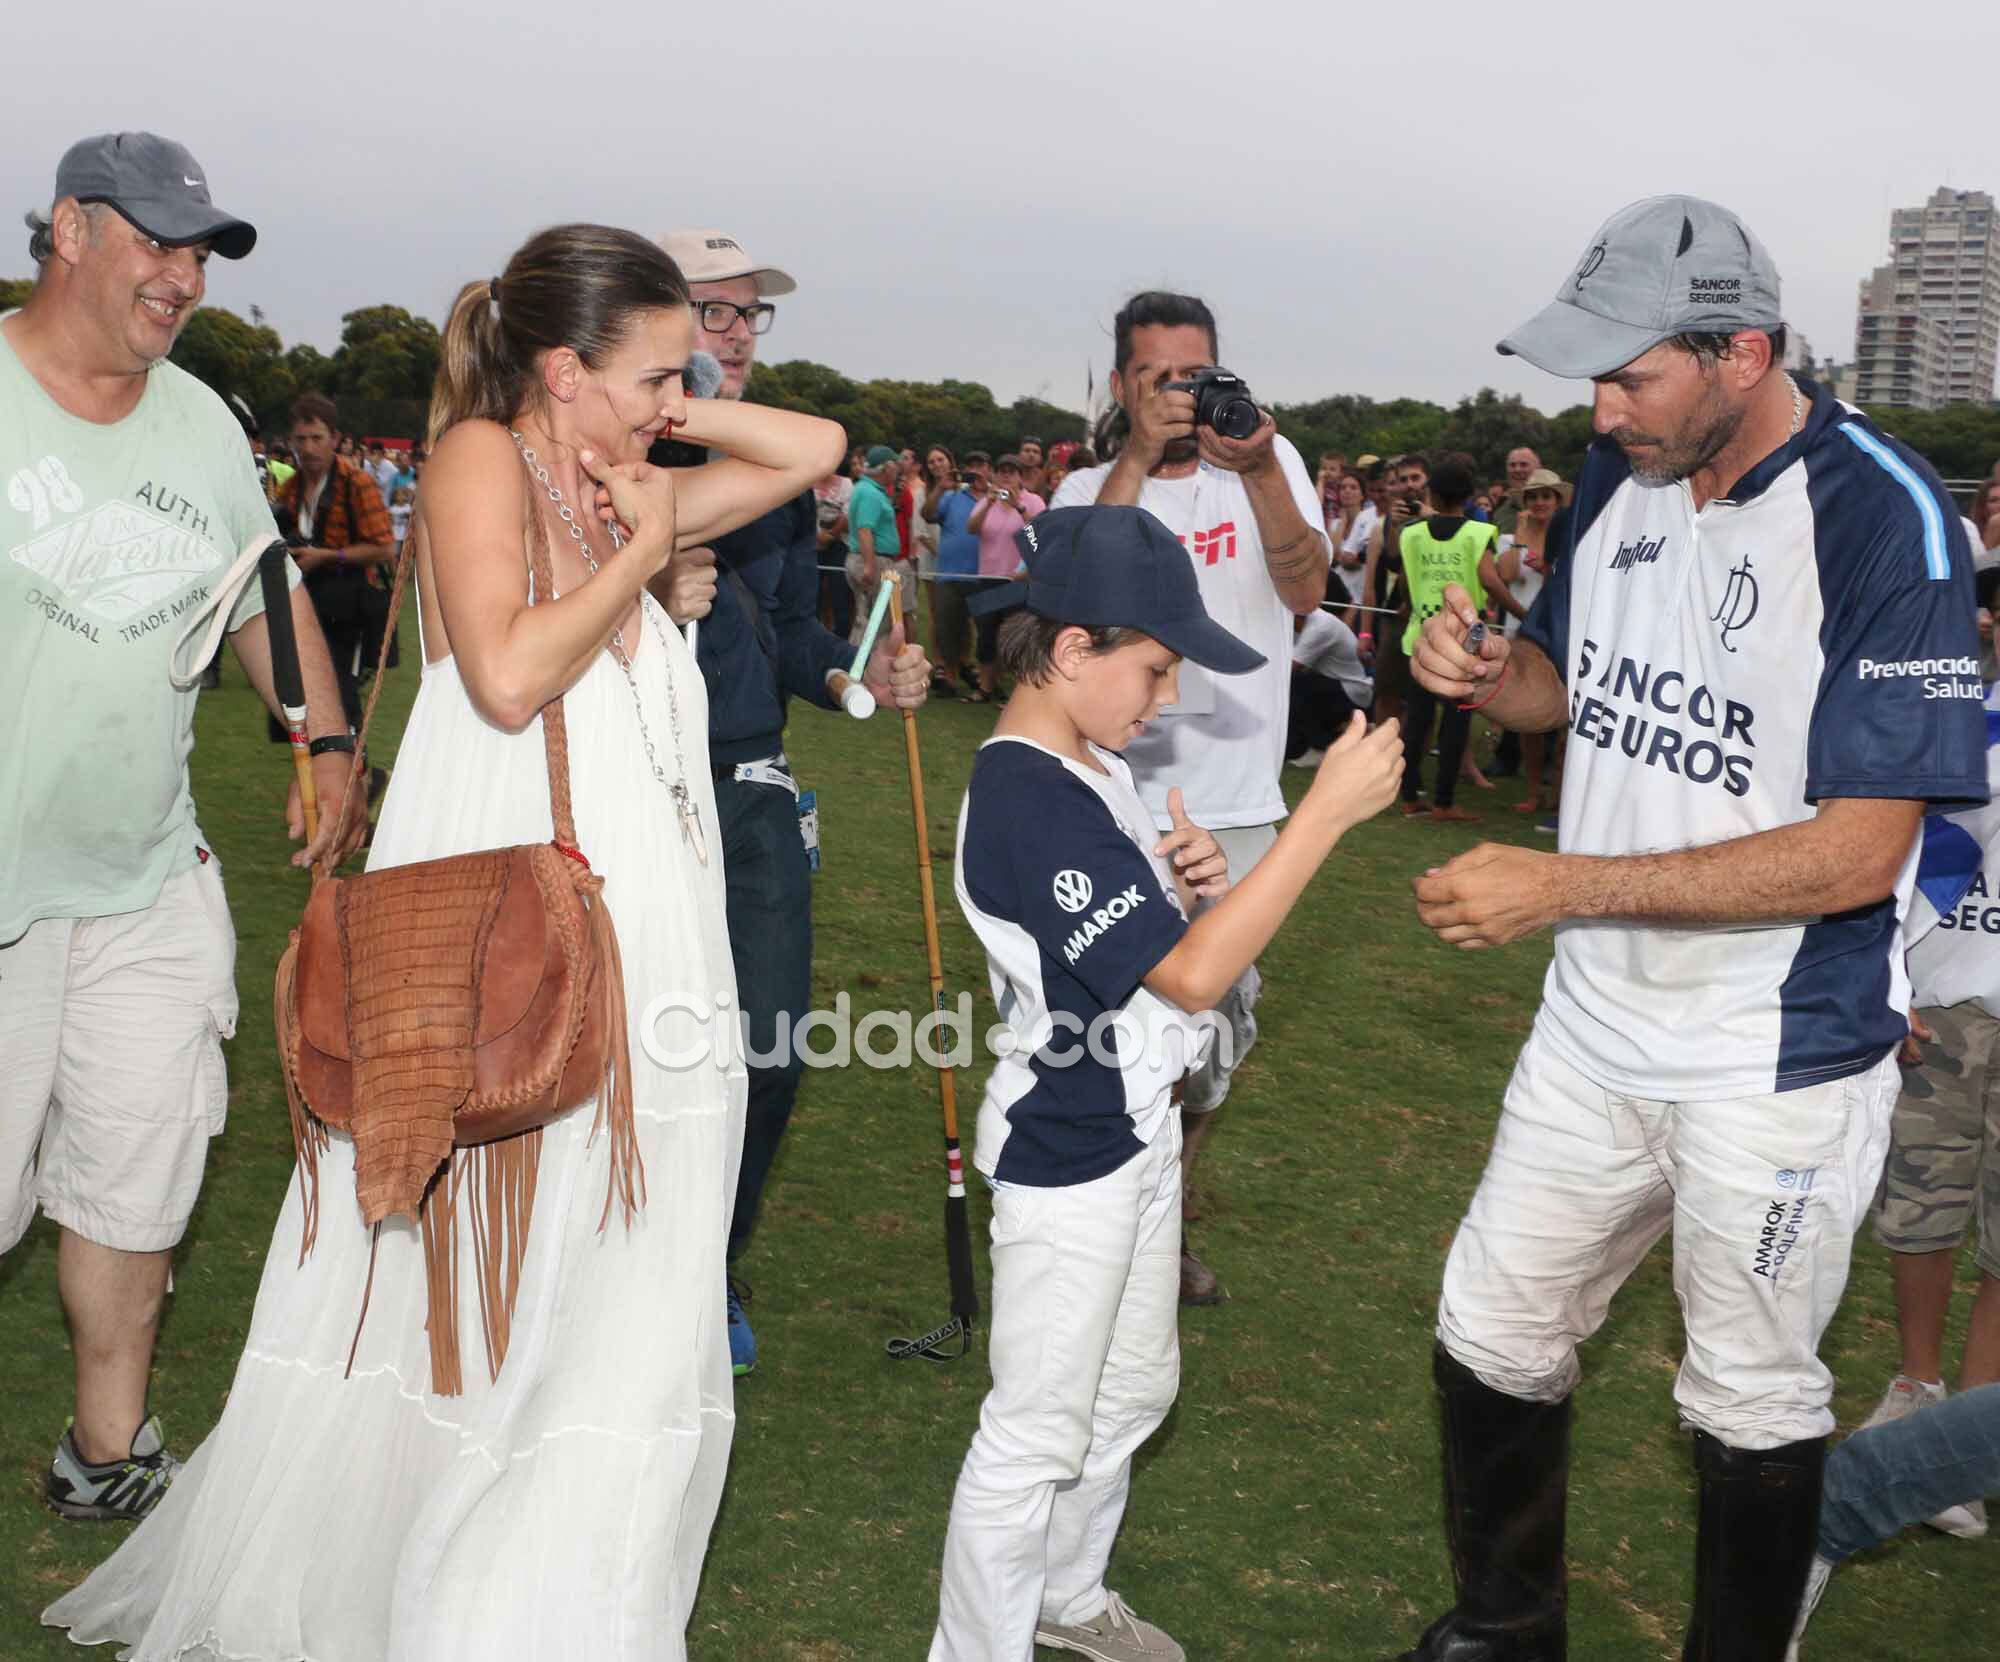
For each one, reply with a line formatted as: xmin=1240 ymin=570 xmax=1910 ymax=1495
xmin=1519 ymin=383 xmax=1986 ymax=1099
xmin=1051 ymin=438 xmax=1318 ymax=830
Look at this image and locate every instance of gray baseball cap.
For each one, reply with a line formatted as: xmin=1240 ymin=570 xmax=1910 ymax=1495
xmin=55 ymin=132 xmax=257 ymax=259
xmin=1498 ymin=195 xmax=1780 ymax=378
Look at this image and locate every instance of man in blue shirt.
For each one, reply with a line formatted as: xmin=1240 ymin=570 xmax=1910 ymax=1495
xmin=924 ymin=449 xmax=988 ymax=696
xmin=655 ymin=229 xmax=930 ymax=1375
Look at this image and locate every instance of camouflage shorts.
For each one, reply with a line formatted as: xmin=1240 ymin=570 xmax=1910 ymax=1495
xmin=1874 ymin=1002 xmax=2000 ymax=1275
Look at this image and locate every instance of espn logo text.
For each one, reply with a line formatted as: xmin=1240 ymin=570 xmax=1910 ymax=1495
xmin=1178 ymin=522 xmax=1238 ymax=566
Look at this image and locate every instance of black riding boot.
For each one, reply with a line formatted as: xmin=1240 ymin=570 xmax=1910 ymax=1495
xmin=1394 ymin=1346 xmax=1570 ymax=1661
xmin=1682 ymin=1431 xmax=1827 ymax=1662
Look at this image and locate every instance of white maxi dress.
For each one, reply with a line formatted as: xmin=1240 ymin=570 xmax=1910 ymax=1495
xmin=46 ymin=587 xmax=745 ymax=1661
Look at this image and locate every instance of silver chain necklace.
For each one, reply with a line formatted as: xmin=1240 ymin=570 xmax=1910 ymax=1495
xmin=509 ymin=431 xmax=707 ymax=866
xmin=1785 ymin=373 xmax=1804 ymax=439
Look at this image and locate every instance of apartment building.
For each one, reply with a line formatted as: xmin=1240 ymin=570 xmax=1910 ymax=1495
xmin=1852 ymin=188 xmax=2000 ymax=409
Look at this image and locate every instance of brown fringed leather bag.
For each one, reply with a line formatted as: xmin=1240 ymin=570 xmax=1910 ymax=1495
xmin=274 ymin=497 xmax=645 ymax=1396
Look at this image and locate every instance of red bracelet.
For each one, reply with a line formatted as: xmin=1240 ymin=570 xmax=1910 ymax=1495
xmin=1459 ymin=661 xmax=1510 ymax=712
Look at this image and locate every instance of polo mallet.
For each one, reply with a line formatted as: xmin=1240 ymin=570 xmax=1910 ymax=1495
xmin=824 ymin=560 xmax=895 ymax=719
xmin=880 ymin=569 xmax=979 ymax=1362
xmin=259 ymin=543 xmax=318 ymax=846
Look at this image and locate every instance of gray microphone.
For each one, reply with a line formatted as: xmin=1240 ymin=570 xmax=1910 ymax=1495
xmin=686 ymin=349 xmax=723 ymax=400
xmin=675 ymin=350 xmax=724 ymax=654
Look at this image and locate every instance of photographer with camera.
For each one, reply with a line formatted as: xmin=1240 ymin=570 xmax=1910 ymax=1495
xmin=275 ymin=391 xmax=395 ymax=730
xmin=1054 ymin=290 xmax=1327 ymax=1305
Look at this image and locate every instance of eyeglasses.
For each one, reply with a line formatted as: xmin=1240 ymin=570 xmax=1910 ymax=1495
xmin=695 ymin=300 xmax=775 ymax=336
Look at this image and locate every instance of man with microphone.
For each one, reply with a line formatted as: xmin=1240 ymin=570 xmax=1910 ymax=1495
xmin=654 ymin=228 xmax=929 ymax=1377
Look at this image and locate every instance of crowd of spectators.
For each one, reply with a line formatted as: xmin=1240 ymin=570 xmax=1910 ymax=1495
xmin=792 ymin=427 xmax=2000 ymax=854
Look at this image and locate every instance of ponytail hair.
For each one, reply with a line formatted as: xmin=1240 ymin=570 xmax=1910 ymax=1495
xmin=429 ymin=223 xmax=690 ymax=447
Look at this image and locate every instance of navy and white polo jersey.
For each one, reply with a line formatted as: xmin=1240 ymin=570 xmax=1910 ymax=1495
xmin=955 ymin=737 xmax=1209 ymax=1187
xmin=1905 ymin=690 xmax=2000 ymax=1019
xmin=1517 ymin=379 xmax=1987 ymax=1098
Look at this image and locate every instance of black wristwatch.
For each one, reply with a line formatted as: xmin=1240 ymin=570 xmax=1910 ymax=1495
xmin=308 ymin=734 xmax=358 ymax=758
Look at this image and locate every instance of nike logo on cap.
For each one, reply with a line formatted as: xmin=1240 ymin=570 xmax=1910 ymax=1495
xmin=183 ymin=176 xmax=202 ymax=187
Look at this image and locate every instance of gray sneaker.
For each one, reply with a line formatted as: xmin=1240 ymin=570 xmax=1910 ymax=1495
xmin=46 ymin=1415 xmax=180 ymax=1522
xmin=1859 ymin=1373 xmax=1945 ymax=1432
xmin=1784 ymin=1553 xmax=1834 ymax=1662
xmin=1036 ymin=1591 xmax=1184 ymax=1661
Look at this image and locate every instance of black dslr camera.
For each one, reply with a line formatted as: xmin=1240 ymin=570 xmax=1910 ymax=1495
xmin=1161 ymin=368 xmax=1261 ymax=440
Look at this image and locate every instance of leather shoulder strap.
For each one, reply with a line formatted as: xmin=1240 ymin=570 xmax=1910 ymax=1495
xmin=521 ymin=491 xmax=579 ymax=849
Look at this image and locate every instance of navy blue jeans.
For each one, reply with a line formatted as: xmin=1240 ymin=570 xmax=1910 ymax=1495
xmin=1820 ymin=1381 xmax=2000 ymax=1560
xmin=715 ymin=767 xmax=813 ymax=1261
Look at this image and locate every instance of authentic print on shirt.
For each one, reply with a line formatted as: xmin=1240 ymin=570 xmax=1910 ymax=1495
xmin=10 ymin=459 xmax=225 ymax=639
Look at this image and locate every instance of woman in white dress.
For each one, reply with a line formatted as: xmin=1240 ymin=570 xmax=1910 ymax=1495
xmin=45 ymin=223 xmax=845 ymax=1661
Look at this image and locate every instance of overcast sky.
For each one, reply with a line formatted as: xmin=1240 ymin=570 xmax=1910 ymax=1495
xmin=10 ymin=0 xmax=1999 ymax=417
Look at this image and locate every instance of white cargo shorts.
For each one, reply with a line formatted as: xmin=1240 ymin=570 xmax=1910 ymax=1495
xmin=0 ymin=855 xmax=238 ymax=1254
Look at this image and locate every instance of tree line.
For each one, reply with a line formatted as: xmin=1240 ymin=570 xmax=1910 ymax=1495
xmin=5 ymin=278 xmax=1995 ymax=488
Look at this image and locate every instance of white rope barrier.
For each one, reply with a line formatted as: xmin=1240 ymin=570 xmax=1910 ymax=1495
xmin=808 ymin=560 xmax=1403 ymax=617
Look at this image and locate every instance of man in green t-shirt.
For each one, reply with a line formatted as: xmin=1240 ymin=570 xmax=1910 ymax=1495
xmin=843 ymin=444 xmax=902 ymax=643
xmin=1398 ymin=454 xmax=1496 ymax=822
xmin=1 ymin=132 xmax=363 ymax=1523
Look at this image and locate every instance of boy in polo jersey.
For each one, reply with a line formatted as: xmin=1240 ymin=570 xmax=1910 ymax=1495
xmin=930 ymin=506 xmax=1401 ymax=1662
xmin=1400 ymin=197 xmax=1987 ymax=1661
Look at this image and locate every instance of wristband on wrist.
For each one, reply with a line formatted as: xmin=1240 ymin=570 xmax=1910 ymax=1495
xmin=308 ymin=734 xmax=357 ymax=758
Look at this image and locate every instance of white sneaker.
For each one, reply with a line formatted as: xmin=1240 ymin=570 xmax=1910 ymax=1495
xmin=1859 ymin=1373 xmax=1946 ymax=1433
xmin=1286 ymin=748 xmax=1324 ymax=770
xmin=1035 ymin=1591 xmax=1184 ymax=1661
xmin=1784 ymin=1554 xmax=1834 ymax=1662
xmin=1928 ymin=1495 xmax=1988 ymax=1539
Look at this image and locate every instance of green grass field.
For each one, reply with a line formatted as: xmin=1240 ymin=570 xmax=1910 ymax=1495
xmin=3 ymin=622 xmax=1993 ymax=1660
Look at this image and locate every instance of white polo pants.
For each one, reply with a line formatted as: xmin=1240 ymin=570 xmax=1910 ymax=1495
xmin=930 ymin=1128 xmax=1182 ymax=1661
xmin=1438 ymin=1026 xmax=1899 ymax=1450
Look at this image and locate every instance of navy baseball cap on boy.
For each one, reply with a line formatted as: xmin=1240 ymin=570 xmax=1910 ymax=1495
xmin=969 ymin=505 xmax=1267 ymax=675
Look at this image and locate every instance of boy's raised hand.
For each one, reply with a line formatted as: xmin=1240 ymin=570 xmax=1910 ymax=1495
xmin=1306 ymin=713 xmax=1404 ymax=831
xmin=1153 ymin=786 xmax=1230 ymax=899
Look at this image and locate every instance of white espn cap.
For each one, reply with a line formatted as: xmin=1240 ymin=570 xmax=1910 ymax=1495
xmin=655 ymin=228 xmax=796 ymax=296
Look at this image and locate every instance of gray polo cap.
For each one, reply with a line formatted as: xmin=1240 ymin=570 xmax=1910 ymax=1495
xmin=55 ymin=132 xmax=256 ymax=259
xmin=1498 ymin=195 xmax=1780 ymax=378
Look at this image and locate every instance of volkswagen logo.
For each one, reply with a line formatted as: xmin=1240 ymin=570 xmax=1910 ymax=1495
xmin=1052 ymin=869 xmax=1094 ymax=913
